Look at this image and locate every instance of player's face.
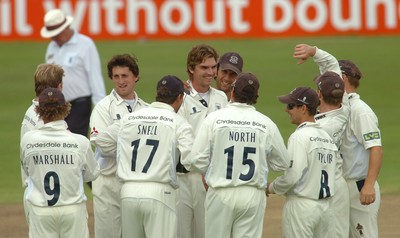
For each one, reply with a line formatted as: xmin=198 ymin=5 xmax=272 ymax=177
xmin=216 ymin=69 xmax=237 ymax=93
xmin=111 ymin=66 xmax=137 ymax=99
xmin=285 ymin=103 xmax=303 ymax=125
xmin=190 ymin=57 xmax=217 ymax=91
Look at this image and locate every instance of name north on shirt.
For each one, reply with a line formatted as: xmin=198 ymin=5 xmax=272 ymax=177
xmin=229 ymin=131 xmax=256 ymax=143
xmin=33 ymin=154 xmax=74 ymax=165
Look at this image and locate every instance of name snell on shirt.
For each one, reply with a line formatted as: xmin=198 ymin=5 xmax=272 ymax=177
xmin=33 ymin=154 xmax=74 ymax=165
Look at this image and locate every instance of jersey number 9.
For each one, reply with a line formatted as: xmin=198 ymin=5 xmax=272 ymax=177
xmin=44 ymin=171 xmax=60 ymax=206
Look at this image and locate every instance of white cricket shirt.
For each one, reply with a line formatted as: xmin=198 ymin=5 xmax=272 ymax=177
xmin=89 ymin=89 xmax=148 ymax=175
xmin=269 ymin=122 xmax=339 ymax=200
xmin=341 ymin=93 xmax=382 ymax=180
xmin=178 ymin=81 xmax=228 ymax=134
xmin=185 ymin=103 xmax=289 ymax=189
xmin=20 ymin=120 xmax=100 ymax=207
xmin=95 ymin=102 xmax=194 ymax=189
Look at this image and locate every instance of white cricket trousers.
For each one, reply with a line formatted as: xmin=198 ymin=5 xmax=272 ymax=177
xmin=176 ymin=172 xmax=206 ymax=238
xmin=121 ymin=182 xmax=177 ymax=238
xmin=205 ymin=186 xmax=266 ymax=238
xmin=330 ymin=176 xmax=350 ymax=238
xmin=92 ymin=173 xmax=122 ymax=238
xmin=282 ymin=195 xmax=333 ymax=238
xmin=28 ymin=202 xmax=89 ymax=238
xmin=347 ymin=179 xmax=380 ymax=238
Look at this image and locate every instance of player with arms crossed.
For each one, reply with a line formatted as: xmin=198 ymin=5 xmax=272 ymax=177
xmin=20 ymin=88 xmax=99 ymax=238
xmin=339 ymin=60 xmax=382 ymax=237
xmin=176 ymin=44 xmax=228 ymax=238
xmin=183 ymin=73 xmax=289 ymax=238
xmin=89 ymin=54 xmax=148 ymax=238
xmin=267 ymin=87 xmax=339 ymax=238
xmin=293 ymin=44 xmax=350 ymax=237
xmin=94 ymin=75 xmax=194 ymax=238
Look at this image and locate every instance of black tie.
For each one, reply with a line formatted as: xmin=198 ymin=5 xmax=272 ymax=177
xmin=199 ymin=99 xmax=208 ymax=107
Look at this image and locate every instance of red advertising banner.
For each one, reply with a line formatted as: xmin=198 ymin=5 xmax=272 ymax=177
xmin=1 ymin=0 xmax=400 ymax=41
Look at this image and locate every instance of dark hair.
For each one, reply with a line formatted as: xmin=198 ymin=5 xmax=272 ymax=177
xmin=232 ymin=85 xmax=258 ymax=105
xmin=156 ymin=88 xmax=182 ymax=104
xmin=305 ymin=104 xmax=318 ymax=116
xmin=107 ymin=54 xmax=139 ymax=79
xmin=339 ymin=60 xmax=362 ymax=88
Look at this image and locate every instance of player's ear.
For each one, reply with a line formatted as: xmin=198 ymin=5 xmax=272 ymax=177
xmin=135 ymin=76 xmax=140 ymax=83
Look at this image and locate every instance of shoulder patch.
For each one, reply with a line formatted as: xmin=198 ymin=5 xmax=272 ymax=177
xmin=363 ymin=132 xmax=380 ymax=141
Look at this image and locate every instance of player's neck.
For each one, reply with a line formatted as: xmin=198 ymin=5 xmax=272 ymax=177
xmin=319 ymin=102 xmax=340 ymax=113
xmin=191 ymin=81 xmax=210 ymax=93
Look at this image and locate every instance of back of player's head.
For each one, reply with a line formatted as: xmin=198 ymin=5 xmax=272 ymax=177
xmin=278 ymin=86 xmax=319 ymax=115
xmin=156 ymin=75 xmax=187 ymax=104
xmin=107 ymin=54 xmax=139 ymax=79
xmin=186 ymin=44 xmax=218 ymax=79
xmin=339 ymin=59 xmax=362 ymax=88
xmin=34 ymin=63 xmax=64 ymax=97
xmin=314 ymin=71 xmax=344 ymax=105
xmin=232 ymin=72 xmax=259 ymax=105
xmin=36 ymin=88 xmax=71 ymax=121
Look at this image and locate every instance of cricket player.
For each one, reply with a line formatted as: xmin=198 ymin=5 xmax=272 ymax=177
xmin=94 ymin=75 xmax=194 ymax=238
xmin=183 ymin=73 xmax=289 ymax=238
xmin=89 ymin=54 xmax=148 ymax=238
xmin=20 ymin=63 xmax=64 ymax=225
xmin=20 ymin=88 xmax=99 ymax=238
xmin=339 ymin=60 xmax=382 ymax=238
xmin=293 ymin=44 xmax=350 ymax=237
xmin=215 ymin=52 xmax=243 ymax=100
xmin=176 ymin=44 xmax=228 ymax=238
xmin=268 ymin=87 xmax=339 ymax=238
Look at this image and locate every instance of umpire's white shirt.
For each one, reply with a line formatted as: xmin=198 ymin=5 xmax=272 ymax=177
xmin=95 ymin=102 xmax=194 ymax=189
xmin=45 ymin=30 xmax=105 ymax=104
xmin=185 ymin=103 xmax=289 ymax=189
xmin=341 ymin=93 xmax=382 ymax=180
xmin=20 ymin=120 xmax=100 ymax=207
xmin=90 ymin=89 xmax=148 ymax=175
xmin=269 ymin=122 xmax=339 ymax=200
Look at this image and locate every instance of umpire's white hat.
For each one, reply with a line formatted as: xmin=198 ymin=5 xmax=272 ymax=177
xmin=40 ymin=9 xmax=73 ymax=38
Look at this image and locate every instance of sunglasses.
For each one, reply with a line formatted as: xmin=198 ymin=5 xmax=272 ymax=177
xmin=286 ymin=103 xmax=303 ymax=110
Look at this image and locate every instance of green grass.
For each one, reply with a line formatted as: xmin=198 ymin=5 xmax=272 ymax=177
xmin=1 ymin=36 xmax=399 ymax=203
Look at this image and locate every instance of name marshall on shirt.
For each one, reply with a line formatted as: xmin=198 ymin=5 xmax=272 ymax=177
xmin=33 ymin=154 xmax=74 ymax=165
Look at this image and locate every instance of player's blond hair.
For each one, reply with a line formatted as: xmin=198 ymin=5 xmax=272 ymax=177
xmin=34 ymin=64 xmax=64 ymax=96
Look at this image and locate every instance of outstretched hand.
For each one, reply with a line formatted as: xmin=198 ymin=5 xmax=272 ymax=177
xmin=293 ymin=44 xmax=317 ymax=64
